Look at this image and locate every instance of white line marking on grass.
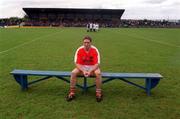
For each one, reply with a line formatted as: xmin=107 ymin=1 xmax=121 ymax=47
xmin=119 ymin=31 xmax=180 ymax=48
xmin=0 ymin=30 xmax=62 ymax=55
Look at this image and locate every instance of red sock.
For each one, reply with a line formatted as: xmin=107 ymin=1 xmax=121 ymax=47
xmin=69 ymin=87 xmax=75 ymax=95
xmin=96 ymin=89 xmax=102 ymax=96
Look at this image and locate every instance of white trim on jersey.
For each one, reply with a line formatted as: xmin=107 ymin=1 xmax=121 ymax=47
xmin=91 ymin=45 xmax=100 ymax=64
xmin=74 ymin=45 xmax=100 ymax=64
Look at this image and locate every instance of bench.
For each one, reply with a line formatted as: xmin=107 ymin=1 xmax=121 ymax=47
xmin=10 ymin=69 xmax=163 ymax=96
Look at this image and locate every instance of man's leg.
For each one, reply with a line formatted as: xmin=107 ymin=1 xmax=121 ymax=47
xmin=94 ymin=68 xmax=103 ymax=102
xmin=67 ymin=68 xmax=81 ymax=101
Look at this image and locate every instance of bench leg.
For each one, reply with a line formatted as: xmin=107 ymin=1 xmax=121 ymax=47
xmin=20 ymin=75 xmax=28 ymax=90
xmin=83 ymin=77 xmax=88 ymax=91
xmin=145 ymin=78 xmax=151 ymax=96
xmin=14 ymin=75 xmax=28 ymax=90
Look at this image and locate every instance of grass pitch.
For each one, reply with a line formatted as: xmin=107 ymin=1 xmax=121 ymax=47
xmin=0 ymin=27 xmax=180 ymax=119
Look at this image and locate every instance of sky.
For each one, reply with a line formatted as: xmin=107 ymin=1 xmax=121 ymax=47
xmin=0 ymin=0 xmax=180 ymax=20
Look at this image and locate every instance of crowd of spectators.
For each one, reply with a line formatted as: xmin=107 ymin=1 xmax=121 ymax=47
xmin=119 ymin=19 xmax=180 ymax=28
xmin=0 ymin=18 xmax=23 ymax=27
xmin=0 ymin=18 xmax=180 ymax=28
xmin=22 ymin=19 xmax=180 ymax=28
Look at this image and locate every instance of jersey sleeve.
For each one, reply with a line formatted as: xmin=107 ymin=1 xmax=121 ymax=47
xmin=74 ymin=46 xmax=82 ymax=64
xmin=93 ymin=46 xmax=100 ymax=64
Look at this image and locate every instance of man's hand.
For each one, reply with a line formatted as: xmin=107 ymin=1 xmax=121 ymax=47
xmin=76 ymin=63 xmax=99 ymax=77
xmin=83 ymin=71 xmax=91 ymax=77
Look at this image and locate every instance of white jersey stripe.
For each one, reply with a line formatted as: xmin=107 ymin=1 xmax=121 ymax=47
xmin=91 ymin=45 xmax=100 ymax=64
xmin=74 ymin=45 xmax=100 ymax=64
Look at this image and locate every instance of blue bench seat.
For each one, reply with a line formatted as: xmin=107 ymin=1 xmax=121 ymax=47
xmin=10 ymin=69 xmax=163 ymax=96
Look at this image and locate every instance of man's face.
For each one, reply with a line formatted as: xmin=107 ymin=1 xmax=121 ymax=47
xmin=83 ymin=39 xmax=91 ymax=50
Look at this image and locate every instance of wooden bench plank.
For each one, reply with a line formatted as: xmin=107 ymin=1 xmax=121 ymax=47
xmin=10 ymin=70 xmax=71 ymax=77
xmin=102 ymin=72 xmax=162 ymax=78
xmin=11 ymin=69 xmax=163 ymax=78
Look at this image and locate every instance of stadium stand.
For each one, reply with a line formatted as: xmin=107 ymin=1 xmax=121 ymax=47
xmin=22 ymin=8 xmax=125 ymax=27
xmin=0 ymin=8 xmax=179 ymax=28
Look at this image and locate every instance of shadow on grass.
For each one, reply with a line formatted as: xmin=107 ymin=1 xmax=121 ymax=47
xmin=17 ymin=80 xmax=167 ymax=103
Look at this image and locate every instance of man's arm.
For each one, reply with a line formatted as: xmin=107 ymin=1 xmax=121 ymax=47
xmin=75 ymin=63 xmax=100 ymax=77
xmin=76 ymin=63 xmax=99 ymax=73
xmin=75 ymin=64 xmax=89 ymax=77
xmin=75 ymin=64 xmax=85 ymax=72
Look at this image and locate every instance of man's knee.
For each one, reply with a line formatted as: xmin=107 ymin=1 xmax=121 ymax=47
xmin=94 ymin=69 xmax=101 ymax=77
xmin=71 ymin=68 xmax=79 ymax=77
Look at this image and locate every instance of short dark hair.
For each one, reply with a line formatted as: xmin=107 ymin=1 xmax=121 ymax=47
xmin=83 ymin=36 xmax=92 ymax=42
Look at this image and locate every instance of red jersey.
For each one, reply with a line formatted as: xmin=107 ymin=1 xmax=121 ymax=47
xmin=74 ymin=45 xmax=100 ymax=65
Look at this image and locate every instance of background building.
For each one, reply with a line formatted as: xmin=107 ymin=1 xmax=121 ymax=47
xmin=23 ymin=8 xmax=125 ymax=27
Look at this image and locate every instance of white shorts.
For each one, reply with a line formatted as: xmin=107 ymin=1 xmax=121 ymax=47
xmin=82 ymin=65 xmax=93 ymax=71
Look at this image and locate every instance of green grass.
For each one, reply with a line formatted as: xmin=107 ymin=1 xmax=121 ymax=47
xmin=0 ymin=27 xmax=180 ymax=119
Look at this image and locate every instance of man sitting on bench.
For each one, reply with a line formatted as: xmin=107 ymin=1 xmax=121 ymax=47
xmin=67 ymin=36 xmax=103 ymax=102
